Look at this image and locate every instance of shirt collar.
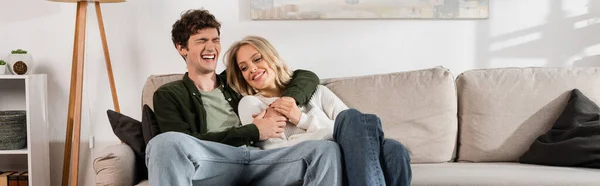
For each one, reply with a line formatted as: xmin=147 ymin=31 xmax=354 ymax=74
xmin=182 ymin=72 xmax=225 ymax=95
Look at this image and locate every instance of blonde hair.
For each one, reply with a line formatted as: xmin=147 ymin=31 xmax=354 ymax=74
xmin=225 ymin=36 xmax=292 ymax=96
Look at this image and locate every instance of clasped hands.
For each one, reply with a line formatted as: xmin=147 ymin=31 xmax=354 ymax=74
xmin=253 ymin=97 xmax=302 ymax=141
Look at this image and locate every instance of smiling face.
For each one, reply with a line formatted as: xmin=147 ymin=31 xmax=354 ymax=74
xmin=225 ymin=36 xmax=293 ymax=96
xmin=177 ymin=28 xmax=221 ymax=75
xmin=235 ymin=44 xmax=277 ymax=92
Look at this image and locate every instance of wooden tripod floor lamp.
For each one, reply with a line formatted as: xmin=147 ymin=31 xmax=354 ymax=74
xmin=47 ymin=0 xmax=124 ymax=186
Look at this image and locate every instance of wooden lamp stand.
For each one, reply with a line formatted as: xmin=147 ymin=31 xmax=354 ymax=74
xmin=47 ymin=0 xmax=124 ymax=185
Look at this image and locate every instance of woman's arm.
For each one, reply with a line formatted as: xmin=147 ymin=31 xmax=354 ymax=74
xmin=295 ymin=86 xmax=349 ymax=132
xmin=238 ymin=96 xmax=269 ymax=125
xmin=319 ymin=85 xmax=349 ymax=120
xmin=238 ymin=96 xmax=288 ymax=146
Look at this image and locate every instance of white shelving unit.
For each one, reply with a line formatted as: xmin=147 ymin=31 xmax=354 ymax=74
xmin=0 ymin=74 xmax=50 ymax=186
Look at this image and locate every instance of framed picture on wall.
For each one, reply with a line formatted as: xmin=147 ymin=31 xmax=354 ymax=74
xmin=250 ymin=0 xmax=489 ymax=20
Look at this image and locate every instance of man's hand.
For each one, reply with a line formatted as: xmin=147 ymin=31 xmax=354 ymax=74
xmin=253 ymin=110 xmax=287 ymax=141
xmin=264 ymin=107 xmax=285 ymax=118
xmin=270 ymin=97 xmax=302 ymax=125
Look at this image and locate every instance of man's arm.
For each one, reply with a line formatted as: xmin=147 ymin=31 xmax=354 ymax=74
xmin=153 ymin=90 xmax=259 ymax=147
xmin=282 ymin=69 xmax=320 ymax=105
xmin=219 ymin=69 xmax=319 ymax=105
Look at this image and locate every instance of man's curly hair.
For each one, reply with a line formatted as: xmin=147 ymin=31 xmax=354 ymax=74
xmin=171 ymin=9 xmax=221 ymax=49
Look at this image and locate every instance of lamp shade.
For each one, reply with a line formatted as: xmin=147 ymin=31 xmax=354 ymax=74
xmin=48 ymin=0 xmax=125 ymax=3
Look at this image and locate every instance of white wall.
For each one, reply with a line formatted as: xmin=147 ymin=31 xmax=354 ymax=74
xmin=1 ymin=0 xmax=599 ymax=185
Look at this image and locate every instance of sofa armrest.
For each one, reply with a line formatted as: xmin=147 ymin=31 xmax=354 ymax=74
xmin=94 ymin=143 xmax=136 ymax=186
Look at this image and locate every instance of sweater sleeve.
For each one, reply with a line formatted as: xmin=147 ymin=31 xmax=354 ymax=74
xmin=296 ymin=85 xmax=349 ymax=132
xmin=237 ymin=96 xmax=269 ymax=125
xmin=319 ymin=85 xmax=349 ymax=120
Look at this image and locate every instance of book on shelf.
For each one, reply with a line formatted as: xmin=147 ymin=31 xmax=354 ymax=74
xmin=0 ymin=171 xmax=27 ymax=186
xmin=17 ymin=172 xmax=27 ymax=186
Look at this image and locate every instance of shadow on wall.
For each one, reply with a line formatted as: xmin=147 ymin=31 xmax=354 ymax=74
xmin=49 ymin=141 xmax=93 ymax=185
xmin=476 ymin=0 xmax=600 ymax=68
xmin=0 ymin=0 xmax=61 ymax=24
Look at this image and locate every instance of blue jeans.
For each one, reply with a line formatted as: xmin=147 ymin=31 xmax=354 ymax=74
xmin=334 ymin=109 xmax=412 ymax=186
xmin=145 ymin=132 xmax=342 ymax=186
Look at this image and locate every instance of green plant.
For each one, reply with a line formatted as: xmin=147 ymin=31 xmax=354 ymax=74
xmin=0 ymin=60 xmax=5 ymax=65
xmin=11 ymin=49 xmax=27 ymax=54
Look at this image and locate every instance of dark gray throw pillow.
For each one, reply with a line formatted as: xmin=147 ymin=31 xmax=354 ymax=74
xmin=106 ymin=110 xmax=145 ymax=156
xmin=519 ymin=89 xmax=600 ymax=168
xmin=141 ymin=104 xmax=160 ymax=145
xmin=106 ymin=110 xmax=148 ymax=182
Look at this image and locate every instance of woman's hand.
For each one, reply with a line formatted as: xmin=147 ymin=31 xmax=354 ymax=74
xmin=270 ymin=97 xmax=302 ymax=125
xmin=252 ymin=110 xmax=287 ymax=141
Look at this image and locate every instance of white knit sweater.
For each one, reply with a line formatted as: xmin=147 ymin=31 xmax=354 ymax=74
xmin=238 ymin=85 xmax=349 ymax=149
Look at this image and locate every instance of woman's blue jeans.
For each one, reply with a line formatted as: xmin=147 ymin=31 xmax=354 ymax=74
xmin=333 ymin=108 xmax=412 ymax=186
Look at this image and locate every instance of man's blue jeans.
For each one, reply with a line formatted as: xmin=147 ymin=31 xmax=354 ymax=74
xmin=145 ymin=132 xmax=342 ymax=186
xmin=334 ymin=109 xmax=412 ymax=186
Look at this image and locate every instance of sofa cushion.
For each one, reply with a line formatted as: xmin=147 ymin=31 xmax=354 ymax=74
xmin=520 ymin=89 xmax=600 ymax=168
xmin=322 ymin=67 xmax=458 ymax=163
xmin=456 ymin=67 xmax=600 ymax=162
xmin=106 ymin=110 xmax=148 ymax=182
xmin=142 ymin=74 xmax=184 ymax=110
xmin=106 ymin=110 xmax=145 ymax=158
xmin=141 ymin=104 xmax=160 ymax=145
xmin=94 ymin=143 xmax=136 ymax=186
xmin=411 ymin=162 xmax=600 ymax=186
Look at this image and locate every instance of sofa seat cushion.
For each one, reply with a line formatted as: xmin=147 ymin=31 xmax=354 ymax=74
xmin=412 ymin=162 xmax=600 ymax=186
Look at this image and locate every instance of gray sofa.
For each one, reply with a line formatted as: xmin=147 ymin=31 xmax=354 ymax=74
xmin=94 ymin=66 xmax=600 ymax=186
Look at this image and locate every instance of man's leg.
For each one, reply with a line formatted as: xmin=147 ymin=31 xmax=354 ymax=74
xmin=244 ymin=140 xmax=342 ymax=186
xmin=333 ymin=109 xmax=386 ymax=186
xmin=381 ymin=139 xmax=412 ymax=186
xmin=145 ymin=132 xmax=246 ymax=186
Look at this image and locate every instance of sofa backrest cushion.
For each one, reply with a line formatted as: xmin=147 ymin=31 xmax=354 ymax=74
xmin=456 ymin=67 xmax=600 ymax=162
xmin=142 ymin=74 xmax=184 ymax=110
xmin=322 ymin=67 xmax=458 ymax=163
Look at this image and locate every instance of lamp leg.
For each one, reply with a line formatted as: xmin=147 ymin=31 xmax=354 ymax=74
xmin=95 ymin=2 xmax=120 ymax=112
xmin=62 ymin=2 xmax=87 ymax=186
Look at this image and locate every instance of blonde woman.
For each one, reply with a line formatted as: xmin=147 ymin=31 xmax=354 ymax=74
xmin=225 ymin=36 xmax=412 ymax=186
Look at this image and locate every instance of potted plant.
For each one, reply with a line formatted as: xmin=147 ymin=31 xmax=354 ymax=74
xmin=6 ymin=49 xmax=33 ymax=75
xmin=0 ymin=60 xmax=6 ymax=75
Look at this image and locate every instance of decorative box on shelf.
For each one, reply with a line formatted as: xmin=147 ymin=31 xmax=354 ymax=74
xmin=0 ymin=74 xmax=49 ymax=186
xmin=0 ymin=110 xmax=27 ymax=150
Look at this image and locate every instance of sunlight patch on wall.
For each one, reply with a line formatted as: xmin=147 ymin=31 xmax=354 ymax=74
xmin=489 ymin=58 xmax=547 ymax=68
xmin=573 ymin=18 xmax=600 ymax=29
xmin=583 ymin=43 xmax=600 ymax=55
xmin=569 ymin=43 xmax=600 ymax=66
xmin=489 ymin=32 xmax=541 ymax=52
xmin=562 ymin=0 xmax=588 ymax=18
xmin=489 ymin=1 xmax=549 ymax=38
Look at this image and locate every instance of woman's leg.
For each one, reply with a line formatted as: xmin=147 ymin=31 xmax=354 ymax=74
xmin=381 ymin=139 xmax=412 ymax=186
xmin=333 ymin=109 xmax=386 ymax=186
